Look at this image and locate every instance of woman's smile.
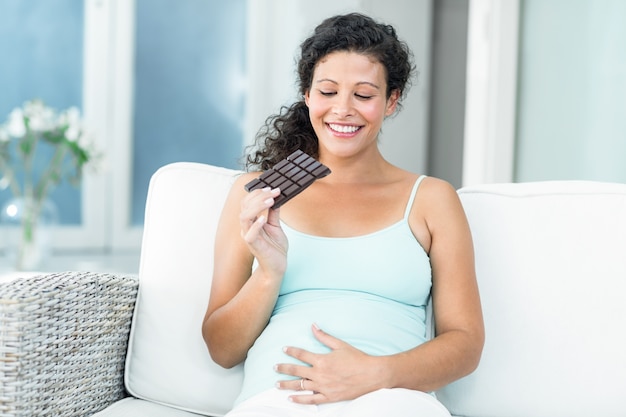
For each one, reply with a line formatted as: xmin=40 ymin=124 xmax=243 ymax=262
xmin=327 ymin=123 xmax=362 ymax=135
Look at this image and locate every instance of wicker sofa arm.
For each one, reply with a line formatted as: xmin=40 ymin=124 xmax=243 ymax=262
xmin=0 ymin=271 xmax=139 ymax=417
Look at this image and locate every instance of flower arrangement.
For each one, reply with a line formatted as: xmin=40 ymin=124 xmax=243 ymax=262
xmin=0 ymin=99 xmax=101 ymax=269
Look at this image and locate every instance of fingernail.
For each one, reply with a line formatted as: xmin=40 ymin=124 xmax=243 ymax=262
xmin=312 ymin=322 xmax=321 ymax=331
xmin=264 ymin=198 xmax=274 ymax=205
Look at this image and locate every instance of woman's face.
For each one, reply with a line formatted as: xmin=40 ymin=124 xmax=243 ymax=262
xmin=304 ymin=51 xmax=399 ymax=161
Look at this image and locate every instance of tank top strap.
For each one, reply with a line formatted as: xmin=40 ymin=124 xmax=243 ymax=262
xmin=403 ymin=175 xmax=427 ymax=220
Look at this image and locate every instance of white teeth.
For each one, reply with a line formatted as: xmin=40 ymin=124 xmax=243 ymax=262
xmin=329 ymin=123 xmax=359 ymax=133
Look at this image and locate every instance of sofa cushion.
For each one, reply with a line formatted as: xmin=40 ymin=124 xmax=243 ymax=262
xmin=124 ymin=163 xmax=244 ymax=416
xmin=437 ymin=181 xmax=626 ymax=417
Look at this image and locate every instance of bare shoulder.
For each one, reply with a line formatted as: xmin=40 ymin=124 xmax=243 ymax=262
xmin=419 ymin=176 xmax=461 ymax=207
xmin=417 ymin=176 xmax=467 ymax=232
xmin=419 ymin=175 xmax=457 ymax=193
xmin=225 ymin=171 xmax=261 ymax=202
xmin=233 ymin=171 xmax=261 ymax=189
xmin=215 ymin=172 xmax=259 ymax=229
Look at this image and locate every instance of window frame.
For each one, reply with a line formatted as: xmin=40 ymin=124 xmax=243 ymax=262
xmin=462 ymin=0 xmax=520 ymax=186
xmin=81 ymin=0 xmax=139 ymax=252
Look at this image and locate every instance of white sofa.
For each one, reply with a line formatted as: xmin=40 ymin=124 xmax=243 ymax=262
xmin=1 ymin=162 xmax=625 ymax=417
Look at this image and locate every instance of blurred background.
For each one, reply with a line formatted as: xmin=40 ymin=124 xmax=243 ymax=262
xmin=1 ymin=0 xmax=625 ymax=272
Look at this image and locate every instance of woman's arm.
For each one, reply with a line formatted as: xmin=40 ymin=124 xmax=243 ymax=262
xmin=202 ymin=174 xmax=288 ymax=368
xmin=384 ymin=177 xmax=484 ymax=390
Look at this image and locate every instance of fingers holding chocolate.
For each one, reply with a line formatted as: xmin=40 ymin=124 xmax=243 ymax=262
xmin=239 ymin=186 xmax=280 ymax=233
xmin=238 ymin=186 xmax=289 ymax=269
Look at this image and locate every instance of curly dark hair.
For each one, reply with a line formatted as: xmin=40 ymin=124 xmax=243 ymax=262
xmin=245 ymin=12 xmax=415 ymax=171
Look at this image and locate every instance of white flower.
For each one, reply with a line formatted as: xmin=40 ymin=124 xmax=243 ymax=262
xmin=65 ymin=107 xmax=81 ymax=125
xmin=7 ymin=108 xmax=26 ymax=137
xmin=65 ymin=125 xmax=81 ymax=142
xmin=0 ymin=99 xmax=102 ymax=202
xmin=59 ymin=107 xmax=82 ymax=142
xmin=77 ymin=130 xmax=93 ymax=149
xmin=23 ymin=99 xmax=55 ymax=132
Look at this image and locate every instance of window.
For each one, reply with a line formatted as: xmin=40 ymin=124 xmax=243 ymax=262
xmin=108 ymin=0 xmax=247 ymax=250
xmin=515 ymin=0 xmax=626 ymax=182
xmin=1 ymin=0 xmax=247 ymax=255
xmin=2 ymin=0 xmax=432 ymax=264
xmin=463 ymin=0 xmax=626 ymax=185
xmin=0 ymin=0 xmax=86 ymax=230
xmin=131 ymin=0 xmax=247 ymax=225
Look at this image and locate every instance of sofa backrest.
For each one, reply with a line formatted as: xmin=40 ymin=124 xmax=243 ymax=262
xmin=437 ymin=181 xmax=626 ymax=417
xmin=124 ymin=163 xmax=244 ymax=416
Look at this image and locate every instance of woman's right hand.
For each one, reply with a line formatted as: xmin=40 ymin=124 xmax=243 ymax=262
xmin=239 ymin=186 xmax=288 ymax=276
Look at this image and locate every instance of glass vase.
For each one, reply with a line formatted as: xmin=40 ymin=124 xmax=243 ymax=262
xmin=0 ymin=197 xmax=59 ymax=271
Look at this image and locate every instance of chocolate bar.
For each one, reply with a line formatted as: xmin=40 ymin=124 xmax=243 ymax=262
xmin=244 ymin=150 xmax=331 ymax=208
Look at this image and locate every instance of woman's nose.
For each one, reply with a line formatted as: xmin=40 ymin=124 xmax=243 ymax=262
xmin=332 ymin=94 xmax=354 ymax=117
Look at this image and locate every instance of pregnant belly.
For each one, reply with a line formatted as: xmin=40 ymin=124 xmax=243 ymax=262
xmin=236 ymin=290 xmax=427 ymax=404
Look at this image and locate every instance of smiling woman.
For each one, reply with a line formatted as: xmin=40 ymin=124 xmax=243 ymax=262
xmin=203 ymin=12 xmax=483 ymax=417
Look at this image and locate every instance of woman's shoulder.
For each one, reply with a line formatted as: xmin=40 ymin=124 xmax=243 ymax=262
xmin=394 ymin=168 xmax=456 ymax=197
xmin=234 ymin=170 xmax=261 ymax=185
xmin=418 ymin=176 xmax=469 ymax=232
xmin=229 ymin=171 xmax=262 ymax=193
xmin=413 ymin=175 xmax=463 ymax=216
xmin=221 ymin=171 xmax=262 ymax=210
xmin=419 ymin=175 xmax=457 ymax=194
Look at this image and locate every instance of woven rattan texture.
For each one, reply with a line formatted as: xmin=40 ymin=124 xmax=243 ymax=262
xmin=0 ymin=272 xmax=139 ymax=417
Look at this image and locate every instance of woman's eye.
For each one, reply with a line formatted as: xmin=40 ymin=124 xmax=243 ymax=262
xmin=355 ymin=93 xmax=373 ymax=100
xmin=320 ymin=91 xmax=336 ymax=97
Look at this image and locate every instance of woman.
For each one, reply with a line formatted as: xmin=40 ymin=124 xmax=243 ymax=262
xmin=202 ymin=12 xmax=484 ymax=416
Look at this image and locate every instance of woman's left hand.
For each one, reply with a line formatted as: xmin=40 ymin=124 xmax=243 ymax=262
xmin=275 ymin=324 xmax=388 ymax=404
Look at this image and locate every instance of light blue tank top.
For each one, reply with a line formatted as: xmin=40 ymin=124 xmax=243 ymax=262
xmin=235 ymin=175 xmax=432 ymax=405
